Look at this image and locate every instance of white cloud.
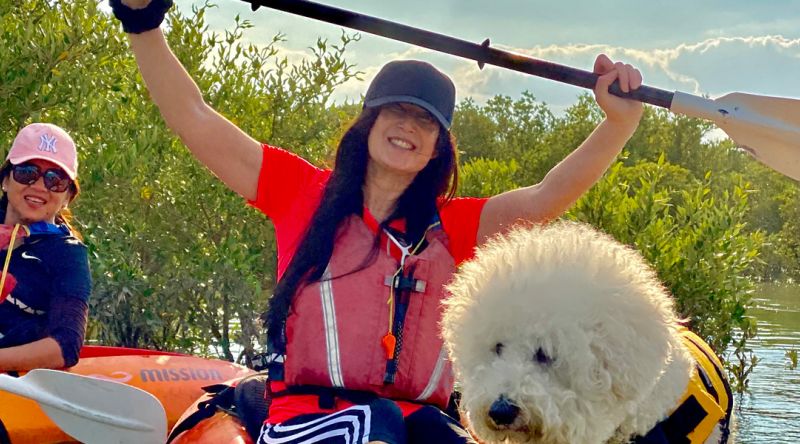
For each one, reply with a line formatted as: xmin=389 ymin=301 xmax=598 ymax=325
xmin=490 ymin=35 xmax=800 ymax=96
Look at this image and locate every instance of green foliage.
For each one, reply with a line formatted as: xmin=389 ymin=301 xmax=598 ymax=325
xmin=453 ymin=92 xmax=556 ymax=185
xmin=787 ymin=349 xmax=798 ymax=370
xmin=773 ymin=189 xmax=800 ymax=283
xmin=625 ymin=107 xmax=716 ymax=168
xmin=1 ymin=1 xmax=359 ymax=363
xmin=458 ymin=157 xmax=519 ymax=197
xmin=0 ymin=0 xmax=126 ymax=137
xmin=729 ymin=329 xmax=760 ymax=393
xmin=569 ymin=160 xmax=763 ymax=389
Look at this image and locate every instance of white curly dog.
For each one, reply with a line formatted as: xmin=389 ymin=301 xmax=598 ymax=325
xmin=442 ymin=222 xmax=732 ymax=444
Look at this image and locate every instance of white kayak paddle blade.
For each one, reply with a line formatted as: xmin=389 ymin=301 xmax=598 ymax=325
xmin=671 ymin=91 xmax=800 ymax=181
xmin=0 ymin=369 xmax=166 ymax=444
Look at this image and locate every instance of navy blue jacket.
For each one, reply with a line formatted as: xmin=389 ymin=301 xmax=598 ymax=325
xmin=0 ymin=222 xmax=92 ymax=367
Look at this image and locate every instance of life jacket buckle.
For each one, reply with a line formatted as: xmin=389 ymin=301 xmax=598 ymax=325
xmin=251 ymin=352 xmax=284 ymax=372
xmin=384 ymin=275 xmax=426 ymax=293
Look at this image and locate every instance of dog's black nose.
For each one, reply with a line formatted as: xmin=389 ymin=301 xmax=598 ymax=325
xmin=488 ymin=395 xmax=520 ymax=426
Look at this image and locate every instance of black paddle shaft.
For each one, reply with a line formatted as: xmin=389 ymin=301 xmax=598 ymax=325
xmin=241 ymin=0 xmax=675 ymax=109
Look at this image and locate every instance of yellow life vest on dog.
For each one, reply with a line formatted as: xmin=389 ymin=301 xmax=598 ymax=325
xmin=633 ymin=329 xmax=733 ymax=444
xmin=659 ymin=329 xmax=733 ymax=443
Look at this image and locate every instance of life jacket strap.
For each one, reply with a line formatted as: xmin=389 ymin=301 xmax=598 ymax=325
xmin=166 ymin=373 xmax=270 ymax=443
xmin=165 ymin=384 xmax=236 ymax=443
xmin=263 ymin=326 xmax=287 ymax=380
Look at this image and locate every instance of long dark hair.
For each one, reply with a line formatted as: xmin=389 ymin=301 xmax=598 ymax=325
xmin=262 ymin=106 xmax=459 ymax=332
xmin=0 ymin=161 xmax=82 ymax=240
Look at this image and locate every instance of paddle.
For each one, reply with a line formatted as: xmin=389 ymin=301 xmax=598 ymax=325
xmin=241 ymin=0 xmax=800 ymax=181
xmin=0 ymin=369 xmax=166 ymax=444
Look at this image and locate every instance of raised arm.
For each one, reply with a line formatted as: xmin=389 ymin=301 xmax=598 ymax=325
xmin=114 ymin=1 xmax=263 ymax=201
xmin=476 ymin=54 xmax=644 ymax=242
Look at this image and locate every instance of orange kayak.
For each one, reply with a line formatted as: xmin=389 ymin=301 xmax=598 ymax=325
xmin=171 ymin=391 xmax=254 ymax=444
xmin=0 ymin=346 xmax=253 ymax=444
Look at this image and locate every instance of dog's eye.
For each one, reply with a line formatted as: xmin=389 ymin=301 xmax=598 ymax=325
xmin=494 ymin=343 xmax=504 ymax=356
xmin=534 ymin=347 xmax=553 ymax=365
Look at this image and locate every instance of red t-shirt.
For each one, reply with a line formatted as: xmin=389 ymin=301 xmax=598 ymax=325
xmin=248 ymin=144 xmax=487 ymax=423
xmin=248 ymin=144 xmax=487 ymax=275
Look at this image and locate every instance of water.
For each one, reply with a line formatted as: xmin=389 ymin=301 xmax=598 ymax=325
xmin=732 ymin=283 xmax=800 ymax=443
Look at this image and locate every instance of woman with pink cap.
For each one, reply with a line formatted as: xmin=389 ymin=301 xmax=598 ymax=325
xmin=0 ymin=123 xmax=91 ymax=372
xmin=112 ymin=1 xmax=643 ymax=443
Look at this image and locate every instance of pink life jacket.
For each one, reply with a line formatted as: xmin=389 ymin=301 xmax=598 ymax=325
xmin=269 ymin=215 xmax=457 ymax=409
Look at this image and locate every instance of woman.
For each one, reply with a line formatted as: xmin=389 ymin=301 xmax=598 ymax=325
xmin=111 ymin=1 xmax=644 ymax=442
xmin=0 ymin=123 xmax=92 ymax=372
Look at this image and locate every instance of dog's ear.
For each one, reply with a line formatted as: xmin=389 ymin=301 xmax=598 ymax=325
xmin=586 ymin=312 xmax=674 ymax=403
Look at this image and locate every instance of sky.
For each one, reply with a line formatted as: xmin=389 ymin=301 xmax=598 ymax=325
xmin=177 ymin=0 xmax=800 ymax=114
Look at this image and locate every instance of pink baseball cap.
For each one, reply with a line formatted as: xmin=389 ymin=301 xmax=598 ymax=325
xmin=6 ymin=123 xmax=78 ymax=180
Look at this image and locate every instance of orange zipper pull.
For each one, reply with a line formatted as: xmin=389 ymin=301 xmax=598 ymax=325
xmin=381 ymin=333 xmax=396 ymax=359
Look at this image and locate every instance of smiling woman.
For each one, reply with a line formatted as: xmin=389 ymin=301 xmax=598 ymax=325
xmin=0 ymin=123 xmax=92 ymax=373
xmin=110 ymin=0 xmax=644 ymax=441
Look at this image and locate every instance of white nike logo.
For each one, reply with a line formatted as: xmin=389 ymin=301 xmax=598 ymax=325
xmin=21 ymin=252 xmax=40 ymax=261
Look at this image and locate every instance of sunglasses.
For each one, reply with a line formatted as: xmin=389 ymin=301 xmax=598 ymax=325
xmin=10 ymin=163 xmax=73 ymax=193
xmin=381 ymin=103 xmax=439 ymax=132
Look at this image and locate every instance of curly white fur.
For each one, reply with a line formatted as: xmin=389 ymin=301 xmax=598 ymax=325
xmin=442 ymin=222 xmax=726 ymax=444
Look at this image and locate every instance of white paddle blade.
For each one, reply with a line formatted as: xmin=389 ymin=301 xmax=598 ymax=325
xmin=0 ymin=369 xmax=166 ymax=444
xmin=671 ymin=91 xmax=800 ymax=181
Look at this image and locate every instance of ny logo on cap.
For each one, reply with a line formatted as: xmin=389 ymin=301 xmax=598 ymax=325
xmin=38 ymin=134 xmax=58 ymax=153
